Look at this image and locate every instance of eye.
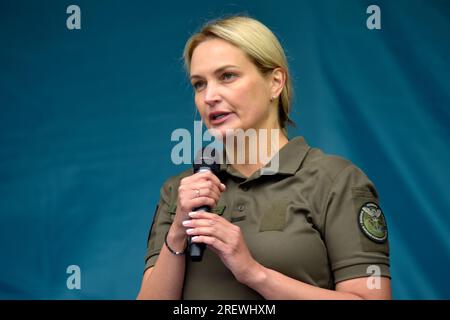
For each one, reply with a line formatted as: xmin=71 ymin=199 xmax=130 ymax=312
xmin=192 ymin=80 xmax=206 ymax=91
xmin=220 ymin=72 xmax=236 ymax=82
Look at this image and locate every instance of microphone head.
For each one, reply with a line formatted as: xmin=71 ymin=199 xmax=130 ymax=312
xmin=193 ymin=146 xmax=221 ymax=174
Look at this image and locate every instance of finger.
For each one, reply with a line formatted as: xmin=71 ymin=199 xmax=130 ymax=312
xmin=185 ymin=216 xmax=232 ymax=244
xmin=191 ymin=235 xmax=227 ymax=252
xmin=191 ymin=182 xmax=221 ymax=200
xmin=190 ymin=188 xmax=220 ymax=204
xmin=188 ymin=197 xmax=217 ymax=210
xmin=195 ymin=171 xmax=223 ymax=188
xmin=188 ymin=212 xmax=237 ymax=243
xmin=182 ymin=216 xmax=220 ymax=228
xmin=186 ymin=171 xmax=225 ymax=193
xmin=188 ymin=210 xmax=222 ymax=220
xmin=186 ymin=226 xmax=229 ymax=244
xmin=180 ymin=172 xmax=219 ymax=187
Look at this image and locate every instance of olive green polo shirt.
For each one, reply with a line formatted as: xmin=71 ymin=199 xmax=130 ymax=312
xmin=144 ymin=136 xmax=390 ymax=299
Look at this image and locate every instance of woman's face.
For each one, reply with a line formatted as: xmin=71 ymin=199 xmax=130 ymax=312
xmin=189 ymin=38 xmax=282 ymax=138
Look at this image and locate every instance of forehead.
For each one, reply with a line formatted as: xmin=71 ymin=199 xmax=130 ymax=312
xmin=190 ymin=38 xmax=253 ymax=76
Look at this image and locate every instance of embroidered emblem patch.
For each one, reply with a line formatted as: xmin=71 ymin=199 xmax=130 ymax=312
xmin=358 ymin=202 xmax=387 ymax=243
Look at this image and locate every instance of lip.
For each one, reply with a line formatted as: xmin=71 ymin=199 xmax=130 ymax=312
xmin=208 ymin=111 xmax=234 ymax=125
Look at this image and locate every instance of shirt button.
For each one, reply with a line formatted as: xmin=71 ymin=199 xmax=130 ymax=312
xmin=237 ymin=205 xmax=245 ymax=212
xmin=241 ymin=185 xmax=249 ymax=191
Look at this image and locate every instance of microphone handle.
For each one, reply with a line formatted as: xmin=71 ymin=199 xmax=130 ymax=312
xmin=189 ymin=205 xmax=210 ymax=262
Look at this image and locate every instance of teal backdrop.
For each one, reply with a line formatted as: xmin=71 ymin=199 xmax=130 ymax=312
xmin=0 ymin=0 xmax=449 ymax=299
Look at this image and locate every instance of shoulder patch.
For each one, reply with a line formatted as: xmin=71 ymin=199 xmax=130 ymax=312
xmin=358 ymin=202 xmax=387 ymax=243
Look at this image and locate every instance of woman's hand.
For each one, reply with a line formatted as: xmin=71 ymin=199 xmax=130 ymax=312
xmin=170 ymin=171 xmax=226 ymax=240
xmin=182 ymin=211 xmax=259 ymax=284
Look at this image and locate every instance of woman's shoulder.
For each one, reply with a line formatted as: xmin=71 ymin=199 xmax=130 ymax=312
xmin=300 ymin=146 xmax=379 ymax=210
xmin=302 ymin=146 xmax=370 ymax=185
xmin=161 ymin=167 xmax=193 ymax=189
xmin=156 ymin=168 xmax=193 ymax=201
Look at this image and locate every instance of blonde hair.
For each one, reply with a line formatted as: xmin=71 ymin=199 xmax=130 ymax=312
xmin=183 ymin=15 xmax=295 ymax=135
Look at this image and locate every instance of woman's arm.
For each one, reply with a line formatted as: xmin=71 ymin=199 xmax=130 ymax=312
xmin=136 ymin=224 xmax=187 ymax=300
xmin=186 ymin=211 xmax=391 ymax=300
xmin=137 ymin=171 xmax=226 ymax=300
xmin=241 ymin=261 xmax=391 ymax=300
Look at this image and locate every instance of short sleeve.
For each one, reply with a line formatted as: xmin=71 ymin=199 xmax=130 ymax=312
xmin=143 ymin=178 xmax=176 ymax=271
xmin=323 ymin=165 xmax=390 ymax=284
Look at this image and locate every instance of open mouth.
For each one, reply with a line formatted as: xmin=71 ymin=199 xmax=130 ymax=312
xmin=212 ymin=113 xmax=229 ymax=120
xmin=209 ymin=112 xmax=233 ymax=124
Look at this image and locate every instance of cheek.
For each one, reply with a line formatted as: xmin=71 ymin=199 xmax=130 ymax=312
xmin=194 ymin=95 xmax=206 ymax=117
xmin=233 ymin=80 xmax=269 ymax=115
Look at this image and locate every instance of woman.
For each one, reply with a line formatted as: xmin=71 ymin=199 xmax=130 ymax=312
xmin=137 ymin=15 xmax=391 ymax=299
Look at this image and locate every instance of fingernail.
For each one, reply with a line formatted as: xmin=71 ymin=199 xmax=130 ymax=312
xmin=191 ymin=236 xmax=199 ymax=241
xmin=182 ymin=220 xmax=191 ymax=226
xmin=221 ymin=183 xmax=226 ymax=189
xmin=188 ymin=212 xmax=197 ymax=217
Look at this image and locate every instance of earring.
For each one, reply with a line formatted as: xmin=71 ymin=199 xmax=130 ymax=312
xmin=270 ymin=96 xmax=276 ymax=102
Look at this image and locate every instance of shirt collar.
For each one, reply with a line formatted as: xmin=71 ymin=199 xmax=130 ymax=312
xmin=219 ymin=136 xmax=311 ymax=180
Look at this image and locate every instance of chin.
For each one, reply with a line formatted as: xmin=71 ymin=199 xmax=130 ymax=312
xmin=206 ymin=126 xmax=230 ymax=141
xmin=207 ymin=120 xmax=243 ymax=140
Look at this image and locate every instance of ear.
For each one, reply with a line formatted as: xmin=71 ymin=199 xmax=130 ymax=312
xmin=270 ymin=68 xmax=286 ymax=98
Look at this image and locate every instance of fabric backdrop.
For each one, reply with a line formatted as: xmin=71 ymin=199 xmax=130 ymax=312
xmin=0 ymin=0 xmax=449 ymax=299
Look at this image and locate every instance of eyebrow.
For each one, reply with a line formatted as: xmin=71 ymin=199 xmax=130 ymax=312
xmin=190 ymin=65 xmax=239 ymax=80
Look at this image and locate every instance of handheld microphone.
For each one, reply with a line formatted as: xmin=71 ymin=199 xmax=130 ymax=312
xmin=189 ymin=147 xmax=221 ymax=262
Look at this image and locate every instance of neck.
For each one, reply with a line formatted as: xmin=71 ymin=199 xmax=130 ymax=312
xmin=224 ymin=128 xmax=288 ymax=178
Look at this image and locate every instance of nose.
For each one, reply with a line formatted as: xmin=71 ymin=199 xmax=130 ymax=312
xmin=203 ymin=81 xmax=221 ymax=107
